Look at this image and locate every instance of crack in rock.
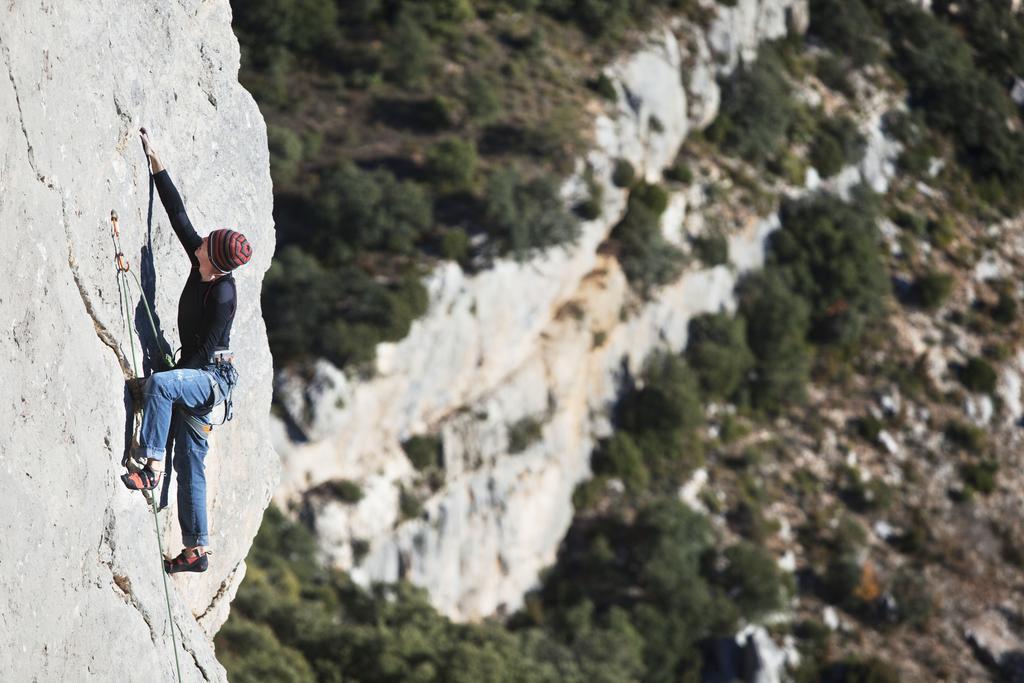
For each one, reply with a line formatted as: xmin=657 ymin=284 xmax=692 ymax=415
xmin=178 ymin=628 xmax=212 ymax=682
xmin=7 ymin=44 xmax=132 ymax=378
xmin=2 ymin=42 xmax=50 ymax=187
xmin=98 ymin=535 xmax=160 ymax=645
xmin=196 ymin=560 xmax=242 ymax=623
xmin=62 ymin=199 xmax=134 ymax=378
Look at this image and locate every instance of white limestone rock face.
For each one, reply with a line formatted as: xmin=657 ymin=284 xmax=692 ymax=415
xmin=605 ymin=27 xmax=689 ymax=181
xmin=274 ymin=1 xmax=807 ymax=622
xmin=706 ymin=0 xmax=808 ymax=74
xmin=0 ymin=3 xmax=276 ymax=680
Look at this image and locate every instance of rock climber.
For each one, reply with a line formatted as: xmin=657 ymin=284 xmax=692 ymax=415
xmin=121 ymin=127 xmax=253 ymax=574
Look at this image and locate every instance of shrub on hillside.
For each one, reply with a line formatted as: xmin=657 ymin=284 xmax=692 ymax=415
xmin=402 ymin=435 xmax=444 ymax=471
xmin=383 ymin=9 xmax=440 ymax=86
xmin=233 ymin=0 xmax=339 ymax=60
xmin=611 ymin=184 xmax=685 ymax=297
xmin=819 ymin=657 xmax=901 ymax=683
xmin=426 ymin=138 xmax=479 ymax=194
xmin=692 ymin=229 xmax=729 ymax=267
xmin=889 ymin=568 xmax=934 ymax=629
xmin=961 ymin=460 xmax=999 ymax=496
xmin=737 ymin=270 xmax=812 ymax=412
xmin=533 ymin=499 xmax=724 ymax=679
xmin=770 ymin=192 xmax=889 ymax=347
xmin=958 ymin=356 xmax=997 ymax=394
xmin=263 ymin=247 xmax=430 ymax=368
xmin=878 ymin=1 xmax=1024 ymax=209
xmin=935 ymin=0 xmax=1024 ymax=86
xmin=539 ymin=0 xmax=688 ymax=37
xmin=808 ymin=0 xmax=883 ymax=66
xmin=685 ymin=312 xmax=754 ymax=400
xmin=267 ymin=124 xmax=304 ymax=186
xmin=714 ymin=542 xmax=787 ymax=620
xmin=991 ymin=290 xmax=1018 ymax=325
xmin=482 ymin=167 xmax=580 ymax=258
xmin=611 ymin=158 xmax=635 ymax=187
xmin=573 ymin=164 xmax=605 ymax=220
xmin=463 ymin=72 xmax=501 ymax=122
xmin=809 ymin=114 xmax=866 ymax=178
xmin=911 ymin=270 xmax=953 ymax=310
xmin=709 ymin=43 xmax=799 ymax=166
xmin=611 ymin=352 xmax=705 ymax=481
xmin=591 ymin=432 xmax=650 ymax=492
xmin=944 ymin=420 xmax=987 ymax=454
xmin=311 ymin=161 xmax=433 ymax=255
xmin=617 ymin=352 xmax=703 ymax=437
xmin=508 ymin=416 xmax=544 ymax=453
xmin=312 ymin=478 xmax=364 ymax=503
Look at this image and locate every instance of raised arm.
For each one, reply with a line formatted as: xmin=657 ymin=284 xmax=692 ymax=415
xmin=140 ymin=128 xmax=202 ymax=262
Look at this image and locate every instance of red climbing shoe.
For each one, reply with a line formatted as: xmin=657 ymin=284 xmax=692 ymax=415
xmin=164 ymin=548 xmax=209 ymax=574
xmin=120 ymin=466 xmax=162 ymax=491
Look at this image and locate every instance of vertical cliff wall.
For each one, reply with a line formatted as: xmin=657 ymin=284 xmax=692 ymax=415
xmin=0 ymin=2 xmax=275 ymax=680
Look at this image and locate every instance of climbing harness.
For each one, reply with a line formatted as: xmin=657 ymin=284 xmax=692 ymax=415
xmin=109 ymin=210 xmax=184 ymax=683
xmin=181 ymin=349 xmax=237 ymax=440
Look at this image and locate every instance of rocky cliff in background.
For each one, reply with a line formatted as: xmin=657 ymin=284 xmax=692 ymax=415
xmin=0 ymin=2 xmax=275 ymax=680
xmin=272 ymin=0 xmax=817 ymax=621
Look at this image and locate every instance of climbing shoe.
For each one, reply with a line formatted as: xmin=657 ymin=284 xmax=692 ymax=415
xmin=165 ymin=548 xmax=209 ymax=574
xmin=120 ymin=466 xmax=161 ymax=491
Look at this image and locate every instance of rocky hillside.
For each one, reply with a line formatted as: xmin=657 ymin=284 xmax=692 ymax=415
xmin=0 ymin=2 xmax=275 ymax=680
xmin=272 ymin=0 xmax=811 ymax=622
xmin=238 ymin=0 xmax=1024 ymax=680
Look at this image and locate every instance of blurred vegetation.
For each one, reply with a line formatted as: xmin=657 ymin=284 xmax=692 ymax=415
xmin=770 ymin=191 xmax=889 ymax=348
xmin=610 ymin=183 xmax=685 ymax=297
xmin=811 ymin=0 xmax=1024 ymax=211
xmin=221 ymin=2 xmax=1024 ymax=680
xmin=685 ymin=313 xmax=754 ymax=400
xmin=235 ymin=0 xmax=668 ymax=369
xmin=706 ymin=44 xmax=800 ymax=167
xmin=220 ymin=503 xmax=788 ymax=683
xmin=809 ymin=114 xmax=866 ymax=179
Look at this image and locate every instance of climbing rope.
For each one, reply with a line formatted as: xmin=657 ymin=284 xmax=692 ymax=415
xmin=110 ymin=210 xmax=184 ymax=683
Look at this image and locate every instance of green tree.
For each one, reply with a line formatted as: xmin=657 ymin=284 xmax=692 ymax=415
xmin=483 ymin=168 xmax=580 ymax=258
xmin=313 ymin=161 xmax=433 ymax=255
xmin=808 ymin=0 xmax=884 ymax=66
xmin=611 ymin=186 xmax=684 ymax=297
xmin=809 ymin=115 xmax=866 ymax=178
xmin=711 ymin=44 xmax=798 ymax=165
xmin=715 ymin=542 xmax=787 ymax=619
xmin=770 ymin=192 xmax=889 ymax=347
xmin=738 ymin=271 xmax=812 ymax=412
xmin=383 ymin=9 xmax=439 ymax=86
xmin=685 ymin=313 xmax=755 ymax=400
xmin=426 ymin=138 xmax=479 ymax=194
xmin=592 ymin=432 xmax=650 ymax=492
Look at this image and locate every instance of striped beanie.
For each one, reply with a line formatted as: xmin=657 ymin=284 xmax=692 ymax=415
xmin=207 ymin=229 xmax=253 ymax=273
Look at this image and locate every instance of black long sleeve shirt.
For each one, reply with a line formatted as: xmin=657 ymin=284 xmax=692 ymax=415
xmin=153 ymin=170 xmax=237 ymax=369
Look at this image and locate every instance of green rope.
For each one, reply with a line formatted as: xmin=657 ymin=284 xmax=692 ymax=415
xmin=146 ymin=488 xmax=182 ymax=683
xmin=113 ymin=232 xmax=183 ymax=683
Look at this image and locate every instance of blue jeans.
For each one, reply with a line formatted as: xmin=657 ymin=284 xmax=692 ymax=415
xmin=137 ymin=365 xmax=234 ymax=547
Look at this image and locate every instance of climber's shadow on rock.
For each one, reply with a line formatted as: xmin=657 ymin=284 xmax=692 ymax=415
xmin=134 ymin=173 xmax=174 ymax=376
xmin=118 ymin=175 xmax=175 ymax=487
